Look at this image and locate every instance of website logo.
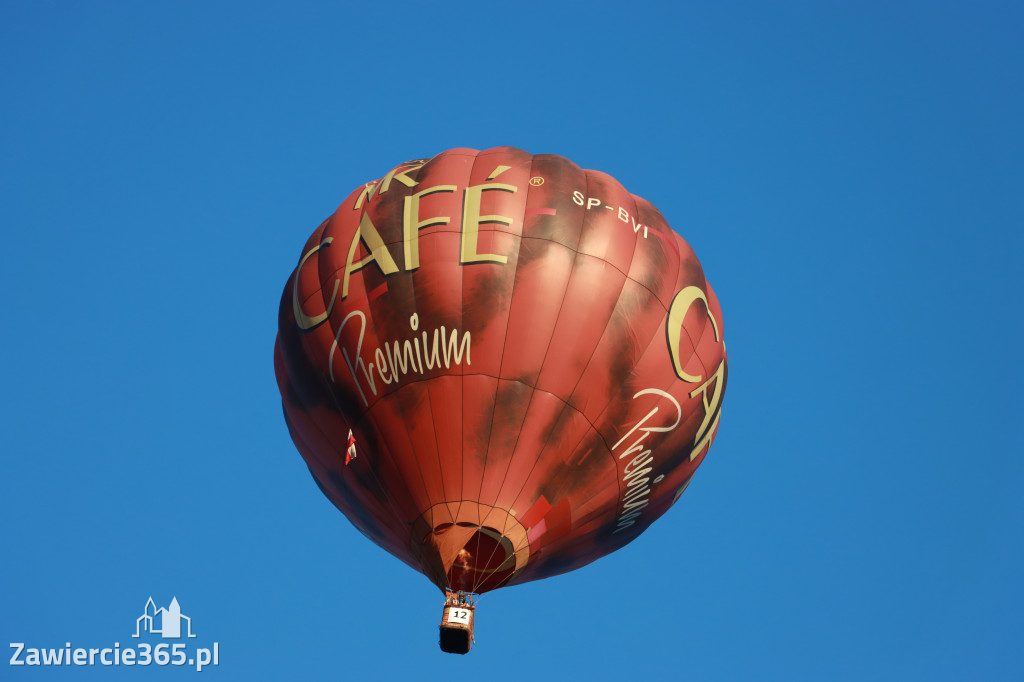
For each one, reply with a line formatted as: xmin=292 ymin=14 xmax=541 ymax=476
xmin=10 ymin=595 xmax=219 ymax=671
xmin=134 ymin=597 xmax=196 ymax=639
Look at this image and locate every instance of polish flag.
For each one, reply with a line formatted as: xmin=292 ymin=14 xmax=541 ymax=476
xmin=345 ymin=430 xmax=357 ymax=465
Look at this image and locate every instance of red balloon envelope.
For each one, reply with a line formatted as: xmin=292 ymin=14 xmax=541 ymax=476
xmin=275 ymin=146 xmax=727 ymax=597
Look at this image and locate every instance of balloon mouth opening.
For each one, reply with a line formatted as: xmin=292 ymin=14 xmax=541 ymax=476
xmin=444 ymin=526 xmax=517 ymax=592
xmin=411 ymin=502 xmax=531 ymax=594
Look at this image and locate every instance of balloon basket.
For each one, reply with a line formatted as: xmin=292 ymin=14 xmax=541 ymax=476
xmin=439 ymin=593 xmax=476 ymax=654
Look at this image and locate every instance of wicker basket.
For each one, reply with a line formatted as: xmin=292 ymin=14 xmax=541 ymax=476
xmin=439 ymin=604 xmax=475 ymax=654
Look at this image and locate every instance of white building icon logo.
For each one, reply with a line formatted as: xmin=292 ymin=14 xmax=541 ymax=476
xmin=133 ymin=597 xmax=196 ymax=639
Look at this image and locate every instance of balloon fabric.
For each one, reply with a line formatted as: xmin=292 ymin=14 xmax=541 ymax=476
xmin=275 ymin=146 xmax=728 ymax=596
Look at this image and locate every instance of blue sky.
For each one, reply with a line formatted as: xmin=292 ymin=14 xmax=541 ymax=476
xmin=2 ymin=2 xmax=1021 ymax=679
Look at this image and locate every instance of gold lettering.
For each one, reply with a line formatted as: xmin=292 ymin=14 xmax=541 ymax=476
xmin=460 ymin=182 xmax=516 ymax=265
xmin=378 ymin=163 xmax=424 ymax=195
xmin=342 ymin=212 xmax=399 ymax=299
xmin=487 ymin=165 xmax=511 ymax=180
xmin=292 ymin=238 xmax=337 ymax=331
xmin=353 ymin=181 xmax=379 ymax=210
xmin=403 ymin=185 xmax=456 ymax=270
xmin=687 ymin=359 xmax=725 ymax=461
xmin=666 ymin=286 xmax=721 ymax=382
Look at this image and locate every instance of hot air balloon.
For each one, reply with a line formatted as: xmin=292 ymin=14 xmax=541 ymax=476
xmin=274 ymin=146 xmax=727 ymax=653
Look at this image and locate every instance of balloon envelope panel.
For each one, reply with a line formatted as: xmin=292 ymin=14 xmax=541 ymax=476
xmin=275 ymin=146 xmax=727 ymax=594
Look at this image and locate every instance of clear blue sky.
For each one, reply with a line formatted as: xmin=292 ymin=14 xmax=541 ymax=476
xmin=2 ymin=2 xmax=1021 ymax=679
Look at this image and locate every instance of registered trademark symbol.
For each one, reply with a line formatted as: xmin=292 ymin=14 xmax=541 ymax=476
xmin=529 ymin=177 xmax=545 ymax=186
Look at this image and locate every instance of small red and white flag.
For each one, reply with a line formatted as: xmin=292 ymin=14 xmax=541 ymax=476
xmin=345 ymin=429 xmax=357 ymax=465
